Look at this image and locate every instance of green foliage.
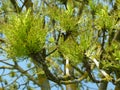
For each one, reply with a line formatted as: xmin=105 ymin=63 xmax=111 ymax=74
xmin=27 ymin=63 xmax=32 ymax=68
xmin=46 ymin=5 xmax=78 ymax=32
xmin=0 ymin=0 xmax=12 ymax=11
xmin=3 ymin=10 xmax=47 ymax=58
xmin=9 ymin=84 xmax=18 ymax=90
xmin=9 ymin=71 xmax=16 ymax=77
xmin=59 ymin=13 xmax=78 ymax=32
xmin=66 ymin=0 xmax=74 ymax=16
xmin=0 ymin=76 xmax=2 ymax=82
xmin=95 ymin=7 xmax=116 ymax=30
xmin=111 ymin=42 xmax=120 ymax=60
xmin=59 ymin=37 xmax=83 ymax=64
xmin=89 ymin=0 xmax=98 ymax=11
xmin=1 ymin=0 xmax=120 ymax=89
xmin=27 ymin=86 xmax=34 ymax=90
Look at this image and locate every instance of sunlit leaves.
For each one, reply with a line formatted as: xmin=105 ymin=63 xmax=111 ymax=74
xmin=10 ymin=71 xmax=16 ymax=77
xmin=49 ymin=37 xmax=55 ymax=43
xmin=27 ymin=63 xmax=32 ymax=68
xmin=59 ymin=37 xmax=83 ymax=64
xmin=0 ymin=0 xmax=12 ymax=11
xmin=80 ymin=30 xmax=93 ymax=49
xmin=27 ymin=86 xmax=34 ymax=90
xmin=66 ymin=0 xmax=74 ymax=16
xmin=111 ymin=42 xmax=120 ymax=60
xmin=4 ymin=10 xmax=47 ymax=58
xmin=89 ymin=0 xmax=98 ymax=11
xmin=45 ymin=4 xmax=78 ymax=32
xmin=95 ymin=6 xmax=116 ymax=30
xmin=59 ymin=13 xmax=78 ymax=32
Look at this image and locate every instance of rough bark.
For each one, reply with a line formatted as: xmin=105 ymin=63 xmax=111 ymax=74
xmin=114 ymin=71 xmax=120 ymax=90
xmin=115 ymin=84 xmax=120 ymax=90
xmin=0 ymin=88 xmax=4 ymax=90
xmin=99 ymin=82 xmax=108 ymax=90
xmin=10 ymin=0 xmax=21 ymax=12
xmin=36 ymin=68 xmax=50 ymax=90
xmin=66 ymin=84 xmax=78 ymax=90
xmin=23 ymin=0 xmax=33 ymax=11
xmin=65 ymin=58 xmax=78 ymax=90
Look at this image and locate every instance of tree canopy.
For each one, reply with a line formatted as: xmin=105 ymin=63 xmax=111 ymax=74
xmin=0 ymin=0 xmax=120 ymax=90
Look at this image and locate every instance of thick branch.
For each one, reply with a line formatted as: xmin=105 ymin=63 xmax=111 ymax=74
xmin=0 ymin=38 xmax=5 ymax=43
xmin=71 ymin=64 xmax=84 ymax=75
xmin=46 ymin=47 xmax=57 ymax=56
xmin=85 ymin=53 xmax=113 ymax=81
xmin=31 ymin=52 xmax=60 ymax=84
xmin=23 ymin=0 xmax=33 ymax=11
xmin=60 ymin=72 xmax=88 ymax=84
xmin=10 ymin=0 xmax=21 ymax=12
xmin=0 ymin=61 xmax=14 ymax=66
xmin=100 ymin=28 xmax=106 ymax=59
xmin=0 ymin=66 xmax=13 ymax=70
xmin=83 ymin=54 xmax=101 ymax=83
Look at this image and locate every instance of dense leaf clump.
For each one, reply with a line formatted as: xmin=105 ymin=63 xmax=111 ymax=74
xmin=4 ymin=11 xmax=47 ymax=58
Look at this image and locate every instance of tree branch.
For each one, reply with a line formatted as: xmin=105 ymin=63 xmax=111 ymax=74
xmin=14 ymin=63 xmax=41 ymax=87
xmin=0 ymin=38 xmax=5 ymax=43
xmin=46 ymin=47 xmax=57 ymax=56
xmin=85 ymin=53 xmax=113 ymax=81
xmin=0 ymin=61 xmax=14 ymax=66
xmin=31 ymin=52 xmax=60 ymax=84
xmin=10 ymin=0 xmax=21 ymax=12
xmin=22 ymin=0 xmax=33 ymax=11
xmin=100 ymin=28 xmax=106 ymax=59
xmin=0 ymin=66 xmax=13 ymax=70
xmin=60 ymin=72 xmax=88 ymax=84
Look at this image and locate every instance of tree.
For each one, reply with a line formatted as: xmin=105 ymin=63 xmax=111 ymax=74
xmin=0 ymin=0 xmax=120 ymax=90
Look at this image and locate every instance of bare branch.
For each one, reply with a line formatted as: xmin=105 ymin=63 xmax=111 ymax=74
xmin=60 ymin=72 xmax=88 ymax=84
xmin=46 ymin=47 xmax=57 ymax=56
xmin=85 ymin=53 xmax=113 ymax=81
xmin=0 ymin=66 xmax=13 ymax=70
xmin=0 ymin=61 xmax=14 ymax=66
xmin=10 ymin=0 xmax=21 ymax=12
xmin=5 ymin=74 xmax=22 ymax=88
xmin=14 ymin=63 xmax=41 ymax=87
xmin=71 ymin=64 xmax=84 ymax=74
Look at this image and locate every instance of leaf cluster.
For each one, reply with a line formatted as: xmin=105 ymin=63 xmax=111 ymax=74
xmin=59 ymin=37 xmax=83 ymax=64
xmin=3 ymin=10 xmax=47 ymax=58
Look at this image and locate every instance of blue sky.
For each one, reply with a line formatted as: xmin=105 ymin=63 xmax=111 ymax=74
xmin=0 ymin=54 xmax=115 ymax=89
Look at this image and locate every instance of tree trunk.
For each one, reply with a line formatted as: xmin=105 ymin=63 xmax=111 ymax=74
xmin=65 ymin=58 xmax=77 ymax=90
xmin=115 ymin=84 xmax=120 ymax=90
xmin=37 ymin=68 xmax=50 ymax=90
xmin=99 ymin=81 xmax=108 ymax=90
xmin=66 ymin=84 xmax=78 ymax=90
xmin=0 ymin=88 xmax=4 ymax=90
xmin=114 ymin=71 xmax=120 ymax=90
